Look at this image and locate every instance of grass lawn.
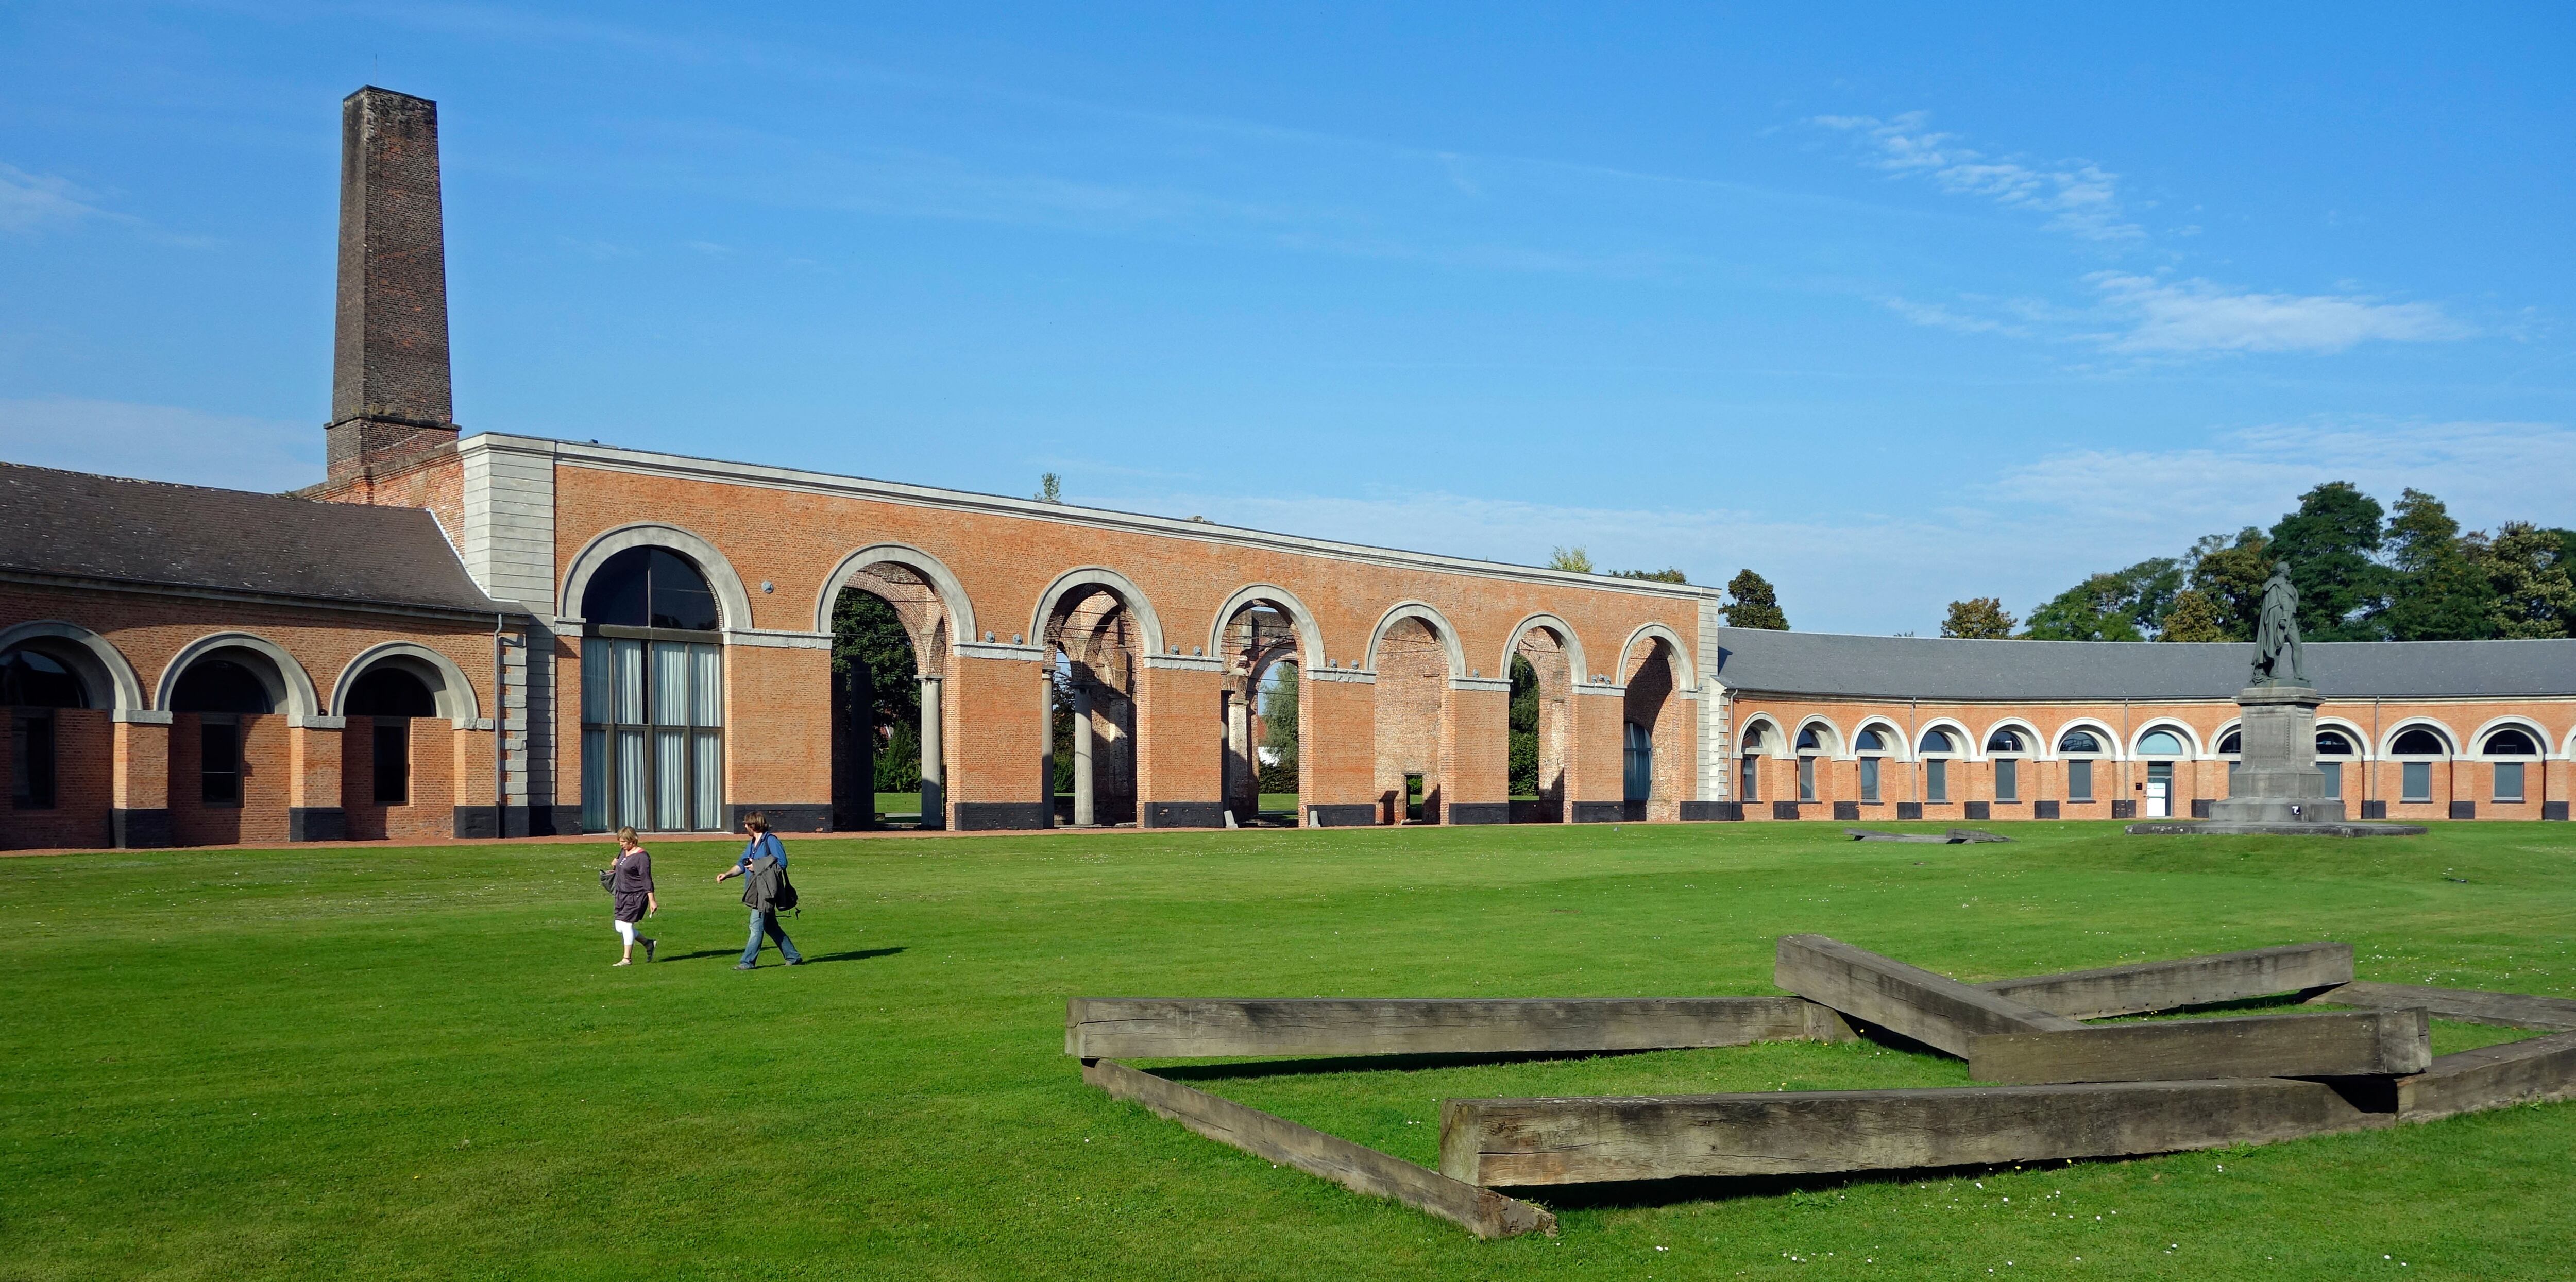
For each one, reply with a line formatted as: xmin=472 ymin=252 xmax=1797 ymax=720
xmin=5 ymin=821 xmax=2574 ymax=1279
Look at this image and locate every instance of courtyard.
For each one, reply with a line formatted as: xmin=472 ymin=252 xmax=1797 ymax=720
xmin=5 ymin=821 xmax=2574 ymax=1278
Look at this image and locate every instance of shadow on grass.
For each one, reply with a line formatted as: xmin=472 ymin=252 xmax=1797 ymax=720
xmin=653 ymin=946 xmax=907 ymax=965
xmin=1154 ymin=1048 xmax=1657 ymax=1082
xmin=1515 ymin=1158 xmax=2087 ymax=1210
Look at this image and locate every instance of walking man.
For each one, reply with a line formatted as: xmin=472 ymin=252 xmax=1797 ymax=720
xmin=715 ymin=811 xmax=803 ymax=969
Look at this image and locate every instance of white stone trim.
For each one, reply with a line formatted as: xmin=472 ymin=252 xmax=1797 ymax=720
xmin=154 ymin=631 xmax=324 ymax=721
xmin=112 ymin=709 xmax=175 ymax=725
xmin=1450 ymin=676 xmax=1512 ymax=693
xmin=292 ymin=715 xmax=348 ymax=730
xmin=1309 ymin=667 xmax=1377 ymax=685
xmin=1145 ymin=654 xmax=1227 ymax=673
xmin=482 ymin=433 xmax=1719 ymax=602
xmin=0 ymin=619 xmax=146 ymax=712
xmin=460 ymin=437 xmax=558 ymax=612
xmin=1618 ymin=621 xmax=1698 ymax=689
xmin=1574 ymin=682 xmax=1628 ymax=697
xmin=2126 ymin=718 xmax=2204 ymax=760
xmin=724 ymin=628 xmax=834 ymax=651
xmin=1208 ymin=583 xmax=1328 ymax=670
xmin=956 ymin=641 xmax=1046 ymax=662
xmin=1031 ymin=566 xmax=1167 ymax=658
xmin=558 ymin=522 xmax=756 ymax=633
xmin=328 ymin=640 xmax=484 ymax=723
xmin=2465 ymin=714 xmax=2551 ymax=759
xmin=1365 ymin=601 xmax=1468 ymax=679
xmin=1497 ymin=612 xmax=1592 ymax=689
xmin=812 ymin=541 xmax=978 ymax=644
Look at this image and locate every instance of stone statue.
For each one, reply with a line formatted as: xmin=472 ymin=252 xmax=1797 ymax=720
xmin=2249 ymin=562 xmax=2309 ymax=687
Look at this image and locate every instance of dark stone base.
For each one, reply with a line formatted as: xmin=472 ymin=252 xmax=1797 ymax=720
xmin=953 ymin=801 xmax=1052 ymax=831
xmin=2191 ymin=798 xmax=2214 ymax=819
xmin=2362 ymin=800 xmax=2388 ymax=819
xmin=1307 ymin=804 xmax=1377 ymax=828
xmin=1896 ymin=801 xmax=1923 ymax=820
xmin=2548 ymin=801 xmax=2570 ymax=821
xmin=1569 ymin=801 xmax=1626 ymax=824
xmin=287 ymin=807 xmax=346 ymax=842
xmin=1964 ymin=801 xmax=1991 ymax=821
xmin=1772 ymin=801 xmax=1803 ymax=821
xmin=2449 ymin=801 xmax=2477 ymax=821
xmin=1144 ymin=801 xmax=1228 ymax=829
xmin=2111 ymin=800 xmax=2137 ymax=819
xmin=726 ymin=803 xmax=828 ymax=834
xmin=1508 ymin=799 xmax=1561 ymax=824
xmin=2033 ymin=801 xmax=2060 ymax=819
xmin=2127 ymin=820 xmax=2428 ymax=838
xmin=111 ymin=808 xmax=172 ymax=849
xmin=1447 ymin=802 xmax=1510 ymax=825
xmin=456 ymin=805 xmax=571 ymax=839
xmin=1832 ymin=801 xmax=1861 ymax=821
xmin=1679 ymin=801 xmax=1742 ymax=822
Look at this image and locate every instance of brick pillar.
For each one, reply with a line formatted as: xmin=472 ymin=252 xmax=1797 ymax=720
xmin=111 ymin=711 xmax=173 ymax=848
xmin=946 ymin=652 xmax=1048 ymax=830
xmin=1443 ymin=682 xmax=1510 ymax=824
xmin=1136 ymin=661 xmax=1224 ymax=828
xmin=327 ymin=86 xmax=459 ymax=482
xmin=289 ymin=718 xmax=347 ymax=841
xmin=1565 ymin=687 xmax=1623 ymax=821
xmin=1299 ymin=672 xmax=1377 ymax=825
xmin=451 ymin=721 xmax=498 ymax=838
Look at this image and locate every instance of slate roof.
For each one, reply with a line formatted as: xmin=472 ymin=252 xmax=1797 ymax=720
xmin=0 ymin=463 xmax=507 ymax=614
xmin=1712 ymin=626 xmax=2576 ymax=701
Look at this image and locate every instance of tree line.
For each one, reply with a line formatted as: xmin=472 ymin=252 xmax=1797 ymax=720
xmin=1940 ymin=483 xmax=2576 ymax=643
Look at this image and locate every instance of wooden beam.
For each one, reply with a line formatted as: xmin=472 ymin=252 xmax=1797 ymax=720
xmin=1064 ymin=996 xmax=1824 ymax=1059
xmin=1774 ymin=934 xmax=2082 ymax=1057
xmin=2393 ymin=1032 xmax=2576 ymax=1122
xmin=1984 ymin=943 xmax=2354 ymax=1020
xmin=1967 ymin=1009 xmax=2428 ymax=1085
xmin=2304 ymin=981 xmax=2576 ymax=1032
xmin=1438 ymin=1078 xmax=2391 ymax=1187
xmin=1081 ymin=1057 xmax=1554 ymax=1239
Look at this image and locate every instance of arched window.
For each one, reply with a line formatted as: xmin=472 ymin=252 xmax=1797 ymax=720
xmin=1919 ymin=728 xmax=1957 ymax=755
xmin=1854 ymin=728 xmax=1888 ymax=802
xmin=2391 ymin=727 xmax=2449 ymax=756
xmin=2217 ymin=730 xmax=2242 ymax=755
xmin=171 ymin=654 xmax=282 ymax=807
xmin=2056 ymin=729 xmax=2103 ymax=801
xmin=1737 ymin=723 xmax=1767 ymax=802
xmin=346 ymin=666 xmax=437 ymax=806
xmin=1918 ymin=728 xmax=1957 ymax=802
xmin=582 ymin=547 xmax=721 ymax=632
xmin=1855 ymin=728 xmax=1888 ymax=753
xmin=171 ymin=659 xmax=276 ymax=714
xmin=2315 ymin=730 xmax=2354 ymax=755
xmin=1986 ymin=728 xmax=2025 ymax=754
xmin=581 ymin=551 xmax=726 ymax=832
xmin=2391 ymin=726 xmax=2449 ymax=805
xmin=1793 ymin=726 xmax=1830 ymax=802
xmin=4 ymin=646 xmax=89 ymax=811
xmin=2057 ymin=729 xmax=2103 ymax=755
xmin=1986 ymin=728 xmax=2025 ymax=801
xmin=1796 ymin=726 xmax=1827 ymax=753
xmin=2136 ymin=729 xmax=2186 ymax=756
xmin=2482 ymin=728 xmax=2539 ymax=757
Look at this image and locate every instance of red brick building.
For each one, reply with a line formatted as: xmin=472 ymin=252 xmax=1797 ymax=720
xmin=2 ymin=87 xmax=2567 ymax=849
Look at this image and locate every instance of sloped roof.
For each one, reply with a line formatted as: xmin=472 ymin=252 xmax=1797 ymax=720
xmin=1711 ymin=626 xmax=2576 ymax=700
xmin=0 ymin=463 xmax=506 ymax=614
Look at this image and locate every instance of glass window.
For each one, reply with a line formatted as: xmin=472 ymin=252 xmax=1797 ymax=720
xmin=1919 ymin=728 xmax=1955 ymax=755
xmin=372 ymin=721 xmax=410 ymax=805
xmin=2316 ymin=730 xmax=2353 ymax=756
xmin=200 ymin=721 xmax=241 ymax=805
xmin=1796 ymin=726 xmax=1825 ymax=753
xmin=2137 ymin=729 xmax=2185 ymax=756
xmin=1798 ymin=756 xmax=1817 ymax=802
xmin=1926 ymin=758 xmax=1948 ymax=803
xmin=2057 ymin=729 xmax=2102 ymax=755
xmin=2494 ymin=762 xmax=2525 ymax=802
xmin=1995 ymin=758 xmax=2018 ymax=802
xmin=346 ymin=666 xmax=437 ymax=717
xmin=2402 ymin=760 xmax=2432 ymax=802
xmin=1 ymin=647 xmax=89 ymax=708
xmin=583 ymin=546 xmax=721 ymax=631
xmin=12 ymin=712 xmax=57 ymax=809
xmin=1860 ymin=757 xmax=1880 ymax=802
xmin=581 ymin=638 xmax=723 ymax=832
xmin=1738 ymin=753 xmax=1759 ymax=802
xmin=2482 ymin=728 xmax=2539 ymax=757
xmin=2318 ymin=761 xmax=2341 ymax=799
xmin=2067 ymin=759 xmax=2093 ymax=801
xmin=1856 ymin=728 xmax=1887 ymax=753
xmin=1739 ymin=724 xmax=1767 ymax=753
xmin=2392 ymin=727 xmax=2448 ymax=757
xmin=172 ymin=658 xmax=276 ymax=714
xmin=1986 ymin=728 xmax=2024 ymax=754
xmin=2217 ymin=730 xmax=2241 ymax=755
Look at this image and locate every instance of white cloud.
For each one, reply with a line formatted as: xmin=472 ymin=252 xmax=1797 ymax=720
xmin=1878 ymin=296 xmax=2025 ymax=337
xmin=0 ymin=397 xmax=320 ymax=492
xmin=1816 ymin=112 xmax=2141 ymax=241
xmin=0 ymin=163 xmax=106 ymax=234
xmin=2089 ymin=272 xmax=2472 ymax=354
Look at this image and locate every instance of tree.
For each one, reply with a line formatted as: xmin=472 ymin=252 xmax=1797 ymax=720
xmin=2268 ymin=481 xmax=2388 ymax=641
xmin=1547 ymin=546 xmax=1595 ymax=573
xmin=2175 ymin=528 xmax=2273 ymax=640
xmin=2158 ymin=589 xmax=2228 ymax=642
xmin=1257 ymin=661 xmax=1299 ymax=794
xmin=1723 ymin=569 xmax=1789 ymax=630
xmin=831 ymin=590 xmax=923 ymax=794
xmin=2023 ymin=573 xmax=2146 ymax=642
xmin=1036 ymin=473 xmax=1063 ymax=504
xmin=2379 ymin=488 xmax=2496 ymax=641
xmin=1940 ymin=597 xmax=2016 ymax=639
xmin=1507 ymin=654 xmax=1539 ymax=798
xmin=2470 ymin=521 xmax=2576 ymax=639
xmin=1611 ymin=567 xmax=1688 ymax=584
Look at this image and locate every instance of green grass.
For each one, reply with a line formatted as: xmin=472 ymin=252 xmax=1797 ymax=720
xmin=4 ymin=821 xmax=2574 ymax=1279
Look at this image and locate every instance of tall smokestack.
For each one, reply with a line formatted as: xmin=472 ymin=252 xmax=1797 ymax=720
xmin=327 ymin=87 xmax=457 ymax=481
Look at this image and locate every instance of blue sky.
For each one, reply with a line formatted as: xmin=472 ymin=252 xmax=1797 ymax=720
xmin=4 ymin=3 xmax=2572 ymax=634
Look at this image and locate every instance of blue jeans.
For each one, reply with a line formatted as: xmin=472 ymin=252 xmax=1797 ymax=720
xmin=742 ymin=907 xmax=802 ymax=965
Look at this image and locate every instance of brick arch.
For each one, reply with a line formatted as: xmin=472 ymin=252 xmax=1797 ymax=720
xmin=2380 ymin=716 xmax=2457 ymax=758
xmin=2047 ymin=717 xmax=2122 ymax=761
xmin=1499 ymin=613 xmax=1589 ymax=687
xmin=1207 ymin=584 xmax=1326 ymax=669
xmin=1617 ymin=622 xmax=1696 ymax=690
xmin=329 ymin=641 xmax=482 ymax=724
xmin=2467 ymin=715 xmax=2548 ymax=760
xmin=1031 ymin=568 xmax=1166 ymax=656
xmin=1365 ymin=602 xmax=1465 ymax=679
xmin=560 ymin=522 xmax=754 ymax=632
xmin=155 ymin=631 xmax=323 ymax=722
xmin=1977 ymin=716 xmax=2044 ymax=761
xmin=2316 ymin=715 xmax=2375 ymax=761
xmin=814 ymin=542 xmax=977 ymax=651
xmin=1850 ymin=715 xmax=1910 ymax=762
xmin=1914 ymin=716 xmax=1973 ymax=756
xmin=2126 ymin=719 xmax=2203 ymax=759
xmin=1791 ymin=714 xmax=1844 ymax=758
xmin=0 ymin=619 xmax=144 ymax=712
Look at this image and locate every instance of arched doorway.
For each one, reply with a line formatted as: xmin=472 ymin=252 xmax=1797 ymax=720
xmin=1217 ymin=597 xmax=1307 ymax=827
xmin=1504 ymin=617 xmax=1579 ymax=823
xmin=824 ymin=554 xmax=957 ymax=830
xmin=578 ymin=546 xmax=725 ymax=832
xmin=3 ymin=641 xmax=96 ymax=821
xmin=1369 ymin=606 xmax=1461 ymax=824
xmin=165 ymin=642 xmax=303 ymax=846
xmin=1620 ymin=633 xmax=1685 ymax=820
xmin=1044 ymin=583 xmax=1145 ymax=827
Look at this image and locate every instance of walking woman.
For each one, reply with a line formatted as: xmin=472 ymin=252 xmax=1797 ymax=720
xmin=715 ymin=811 xmax=803 ymax=969
xmin=608 ymin=826 xmax=658 ymax=965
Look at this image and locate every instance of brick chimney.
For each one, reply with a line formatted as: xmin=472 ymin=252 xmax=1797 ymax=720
xmin=326 ymin=87 xmax=457 ymax=482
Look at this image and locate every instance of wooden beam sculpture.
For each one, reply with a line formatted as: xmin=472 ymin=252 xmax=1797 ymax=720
xmin=1070 ymin=935 xmax=2576 ymax=1240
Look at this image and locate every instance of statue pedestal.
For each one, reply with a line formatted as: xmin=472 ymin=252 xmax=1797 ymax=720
xmin=2210 ymin=685 xmax=2343 ymax=824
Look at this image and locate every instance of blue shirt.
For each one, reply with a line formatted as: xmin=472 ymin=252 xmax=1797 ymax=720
xmin=736 ymin=832 xmax=786 ymax=869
